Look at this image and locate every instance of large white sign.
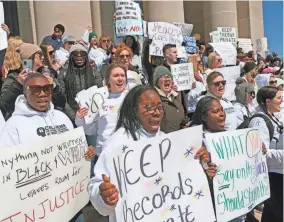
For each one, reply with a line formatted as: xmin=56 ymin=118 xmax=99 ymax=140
xmin=256 ymin=37 xmax=268 ymax=52
xmin=205 ymin=129 xmax=270 ymax=222
xmin=115 ymin=0 xmax=143 ymax=37
xmin=0 ymin=128 xmax=90 ymax=222
xmin=215 ymin=66 xmax=240 ymax=101
xmin=209 ymin=42 xmax=237 ymax=66
xmin=109 ymin=126 xmax=216 ymax=222
xmin=217 ymin=27 xmax=237 ymax=45
xmin=171 ymin=63 xmax=195 ymax=91
xmin=173 ymin=23 xmax=194 ymax=37
xmin=210 ymin=31 xmax=220 ymax=43
xmin=0 ymin=2 xmax=8 ymax=51
xmin=238 ymin=38 xmax=252 ymax=53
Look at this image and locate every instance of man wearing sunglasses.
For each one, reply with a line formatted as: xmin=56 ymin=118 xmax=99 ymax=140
xmin=56 ymin=35 xmax=76 ymax=66
xmin=41 ymin=24 xmax=65 ymax=50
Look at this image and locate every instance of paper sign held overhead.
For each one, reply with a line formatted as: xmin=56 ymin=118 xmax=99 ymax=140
xmin=115 ymin=0 xmax=143 ymax=37
xmin=209 ymin=42 xmax=237 ymax=66
xmin=109 ymin=126 xmax=216 ymax=222
xmin=210 ymin=31 xmax=220 ymax=43
xmin=0 ymin=128 xmax=90 ymax=222
xmin=237 ymin=38 xmax=252 ymax=53
xmin=217 ymin=27 xmax=237 ymax=45
xmin=171 ymin=63 xmax=195 ymax=91
xmin=173 ymin=22 xmax=194 ymax=37
xmin=256 ymin=37 xmax=268 ymax=52
xmin=205 ymin=128 xmax=270 ymax=222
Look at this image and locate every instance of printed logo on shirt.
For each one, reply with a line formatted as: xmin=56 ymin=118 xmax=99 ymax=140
xmin=104 ymin=105 xmax=120 ymax=113
xmin=224 ymin=107 xmax=235 ymax=115
xmin=36 ymin=124 xmax=69 ymax=137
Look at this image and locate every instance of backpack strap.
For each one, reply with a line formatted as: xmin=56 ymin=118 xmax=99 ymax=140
xmin=250 ymin=113 xmax=274 ymax=141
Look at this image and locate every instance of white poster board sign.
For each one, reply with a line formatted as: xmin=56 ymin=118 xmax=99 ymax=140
xmin=210 ymin=31 xmax=220 ymax=43
xmin=171 ymin=63 xmax=195 ymax=91
xmin=215 ymin=66 xmax=240 ymax=101
xmin=76 ymin=86 xmax=109 ymax=125
xmin=205 ymin=128 xmax=270 ymax=222
xmin=0 ymin=128 xmax=90 ymax=222
xmin=217 ymin=27 xmax=237 ymax=45
xmin=238 ymin=38 xmax=252 ymax=53
xmin=255 ymin=74 xmax=271 ymax=89
xmin=256 ymin=37 xmax=268 ymax=52
xmin=115 ymin=0 xmax=143 ymax=37
xmin=209 ymin=42 xmax=237 ymax=66
xmin=143 ymin=20 xmax=148 ymax=37
xmin=0 ymin=2 xmax=8 ymax=51
xmin=173 ymin=23 xmax=194 ymax=37
xmin=109 ymin=126 xmax=216 ymax=222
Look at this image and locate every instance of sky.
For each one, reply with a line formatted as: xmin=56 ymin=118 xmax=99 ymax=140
xmin=263 ymin=1 xmax=283 ymax=58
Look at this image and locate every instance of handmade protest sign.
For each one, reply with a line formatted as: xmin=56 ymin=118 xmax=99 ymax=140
xmin=0 ymin=127 xmax=90 ymax=222
xmin=209 ymin=42 xmax=237 ymax=66
xmin=215 ymin=66 xmax=240 ymax=101
xmin=173 ymin=22 xmax=194 ymax=37
xmin=237 ymin=38 xmax=252 ymax=53
xmin=115 ymin=0 xmax=143 ymax=37
xmin=171 ymin=63 xmax=195 ymax=91
xmin=76 ymin=86 xmax=109 ymax=124
xmin=205 ymin=128 xmax=270 ymax=222
xmin=0 ymin=2 xmax=8 ymax=51
xmin=109 ymin=126 xmax=216 ymax=222
xmin=217 ymin=27 xmax=237 ymax=46
xmin=256 ymin=37 xmax=268 ymax=52
xmin=210 ymin=31 xmax=220 ymax=43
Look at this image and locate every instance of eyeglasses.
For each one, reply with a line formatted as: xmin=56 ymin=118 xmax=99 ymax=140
xmin=211 ymin=80 xmax=226 ymax=87
xmin=119 ymin=54 xmax=130 ymax=59
xmin=141 ymin=103 xmax=164 ymax=114
xmin=67 ymin=42 xmax=75 ymax=45
xmin=102 ymin=39 xmax=110 ymax=43
xmin=48 ymin=50 xmax=55 ymax=56
xmin=269 ymin=80 xmax=277 ymax=85
xmin=27 ymin=84 xmax=53 ymax=96
xmin=160 ymin=75 xmax=172 ymax=79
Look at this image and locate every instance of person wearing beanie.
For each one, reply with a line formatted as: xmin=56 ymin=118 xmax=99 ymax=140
xmin=233 ymin=81 xmax=256 ymax=126
xmin=58 ymin=43 xmax=103 ymax=122
xmin=0 ymin=43 xmax=66 ymax=118
xmin=41 ymin=24 xmax=65 ymax=50
xmin=88 ymin=32 xmax=98 ymax=51
xmin=153 ymin=66 xmax=187 ymax=133
xmin=55 ymin=35 xmax=76 ymax=65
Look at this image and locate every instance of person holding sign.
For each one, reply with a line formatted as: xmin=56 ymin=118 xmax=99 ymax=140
xmin=88 ymin=84 xmax=214 ymax=222
xmin=248 ymin=86 xmax=283 ymax=222
xmin=204 ymin=71 xmax=237 ymax=130
xmin=75 ymin=63 xmax=128 ymax=155
xmin=153 ymin=66 xmax=187 ymax=133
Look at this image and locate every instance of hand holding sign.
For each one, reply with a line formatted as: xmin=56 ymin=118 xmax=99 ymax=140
xmin=76 ymin=107 xmax=89 ymax=119
xmin=84 ymin=145 xmax=96 ymax=160
xmin=194 ymin=147 xmax=210 ymax=163
xmin=99 ymin=174 xmax=119 ymax=206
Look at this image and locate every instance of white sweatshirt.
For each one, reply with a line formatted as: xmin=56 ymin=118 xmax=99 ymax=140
xmin=233 ymin=102 xmax=256 ymax=126
xmin=249 ymin=108 xmax=283 ymax=174
xmin=0 ymin=95 xmax=74 ymax=148
xmin=187 ymin=81 xmax=206 ymax=113
xmin=75 ymin=91 xmax=127 ymax=155
xmin=88 ymin=127 xmax=164 ymax=222
xmin=0 ymin=110 xmax=5 ymax=134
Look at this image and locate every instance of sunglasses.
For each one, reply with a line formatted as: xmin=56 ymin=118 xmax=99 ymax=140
xmin=211 ymin=80 xmax=226 ymax=87
xmin=269 ymin=80 xmax=277 ymax=85
xmin=48 ymin=50 xmax=55 ymax=56
xmin=119 ymin=54 xmax=130 ymax=59
xmin=27 ymin=84 xmax=53 ymax=96
xmin=102 ymin=39 xmax=110 ymax=43
xmin=67 ymin=42 xmax=75 ymax=45
xmin=141 ymin=103 xmax=164 ymax=114
xmin=248 ymin=91 xmax=255 ymax=98
xmin=73 ymin=52 xmax=87 ymax=58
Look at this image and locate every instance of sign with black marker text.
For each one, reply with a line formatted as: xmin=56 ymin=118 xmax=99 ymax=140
xmin=171 ymin=63 xmax=195 ymax=91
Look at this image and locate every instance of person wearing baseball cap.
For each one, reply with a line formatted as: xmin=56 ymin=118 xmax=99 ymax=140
xmin=41 ymin=24 xmax=65 ymax=50
xmin=55 ymin=35 xmax=76 ymax=65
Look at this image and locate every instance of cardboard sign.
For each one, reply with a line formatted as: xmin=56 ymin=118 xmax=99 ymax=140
xmin=0 ymin=2 xmax=8 ymax=51
xmin=0 ymin=128 xmax=90 ymax=222
xmin=115 ymin=0 xmax=143 ymax=37
xmin=215 ymin=66 xmax=241 ymax=101
xmin=256 ymin=37 xmax=268 ymax=52
xmin=237 ymin=38 xmax=252 ymax=53
xmin=217 ymin=27 xmax=237 ymax=45
xmin=205 ymin=128 xmax=270 ymax=222
xmin=173 ymin=23 xmax=194 ymax=37
xmin=171 ymin=63 xmax=195 ymax=91
xmin=76 ymin=86 xmax=109 ymax=124
xmin=209 ymin=42 xmax=237 ymax=66
xmin=109 ymin=126 xmax=216 ymax=222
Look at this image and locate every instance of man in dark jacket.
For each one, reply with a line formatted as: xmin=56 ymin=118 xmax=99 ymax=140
xmin=58 ymin=44 xmax=103 ymax=123
xmin=41 ymin=24 xmax=65 ymax=50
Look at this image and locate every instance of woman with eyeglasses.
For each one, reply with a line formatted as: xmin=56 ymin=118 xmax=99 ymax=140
xmin=152 ymin=66 xmax=187 ymax=133
xmin=1 ymin=43 xmax=65 ymax=119
xmin=89 ymin=36 xmax=111 ymax=71
xmin=123 ymin=36 xmax=142 ymax=69
xmin=248 ymin=86 xmax=283 ymax=222
xmin=75 ymin=63 xmax=128 ymax=155
xmin=115 ymin=44 xmax=142 ymax=90
xmin=88 ymin=85 xmax=214 ymax=222
xmin=204 ymin=71 xmax=237 ymax=130
xmin=233 ymin=80 xmax=256 ymax=126
xmin=58 ymin=44 xmax=103 ymax=123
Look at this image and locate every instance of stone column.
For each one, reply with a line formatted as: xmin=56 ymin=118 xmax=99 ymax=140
xmin=203 ymin=1 xmax=238 ymax=43
xmin=90 ymin=1 xmax=102 ymax=36
xmin=143 ymin=1 xmax=185 ymax=22
xmin=99 ymin=1 xmax=115 ymax=37
xmin=33 ymin=1 xmax=92 ymax=43
xmin=237 ymin=1 xmax=264 ymax=51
